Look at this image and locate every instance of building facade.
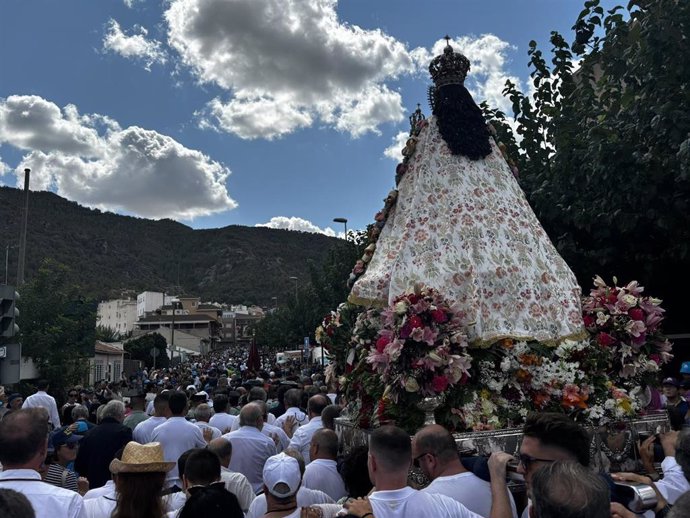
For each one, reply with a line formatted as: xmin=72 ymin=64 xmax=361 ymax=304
xmin=97 ymin=299 xmax=138 ymax=337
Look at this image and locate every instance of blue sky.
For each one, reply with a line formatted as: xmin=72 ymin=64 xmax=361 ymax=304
xmin=0 ymin=0 xmax=617 ymax=236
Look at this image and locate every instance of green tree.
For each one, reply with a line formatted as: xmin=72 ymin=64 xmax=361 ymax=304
xmin=483 ymin=0 xmax=690 ymax=331
xmin=254 ymin=234 xmax=363 ymax=348
xmin=18 ymin=259 xmax=95 ymax=392
xmin=124 ymin=332 xmax=170 ymax=369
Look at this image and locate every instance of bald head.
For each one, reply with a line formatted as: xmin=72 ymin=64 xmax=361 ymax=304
xmin=413 ymin=424 xmax=460 ymax=465
xmin=310 ymin=428 xmax=339 ymax=460
xmin=307 ymin=394 xmax=329 ymax=418
xmin=239 ymin=402 xmax=263 ymax=428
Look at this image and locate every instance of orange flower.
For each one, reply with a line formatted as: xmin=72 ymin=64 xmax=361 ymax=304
xmin=532 ymin=392 xmax=550 ymax=408
xmin=500 ymin=338 xmax=514 ymax=349
xmin=515 ymin=369 xmax=532 ymax=383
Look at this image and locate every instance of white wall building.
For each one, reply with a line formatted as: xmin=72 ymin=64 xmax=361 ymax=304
xmin=90 ymin=341 xmax=124 ymax=385
xmin=97 ymin=299 xmax=138 ymax=337
xmin=136 ymin=291 xmax=175 ymax=317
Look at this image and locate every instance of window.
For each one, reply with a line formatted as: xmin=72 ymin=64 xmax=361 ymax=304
xmin=113 ymin=360 xmax=122 ymax=382
xmin=94 ymin=359 xmax=104 ymax=381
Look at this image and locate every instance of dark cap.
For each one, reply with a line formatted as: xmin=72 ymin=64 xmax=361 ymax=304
xmin=662 ymin=377 xmax=680 ymax=387
xmin=7 ymin=393 xmax=22 ymax=405
xmin=50 ymin=426 xmax=83 ymax=449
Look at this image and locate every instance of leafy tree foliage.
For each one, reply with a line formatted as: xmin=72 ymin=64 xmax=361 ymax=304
xmin=483 ymin=0 xmax=690 ymax=331
xmin=124 ymin=332 xmax=170 ymax=369
xmin=18 ymin=259 xmax=95 ymax=391
xmin=254 ymin=231 xmax=365 ymax=349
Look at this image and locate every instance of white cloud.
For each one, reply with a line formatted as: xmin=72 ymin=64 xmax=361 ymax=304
xmin=256 ymin=216 xmax=343 ymax=238
xmin=103 ymin=19 xmax=167 ymax=71
xmin=0 ymin=95 xmax=236 ymax=220
xmin=384 ymin=131 xmax=409 ymax=161
xmin=165 ymin=0 xmax=412 ymax=138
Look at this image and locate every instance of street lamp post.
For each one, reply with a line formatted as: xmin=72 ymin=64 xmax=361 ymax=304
xmin=333 ymin=217 xmax=348 ymax=241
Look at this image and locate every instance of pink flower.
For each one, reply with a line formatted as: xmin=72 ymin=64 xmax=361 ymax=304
xmin=430 ymin=375 xmax=449 ymax=393
xmin=411 ymin=327 xmax=425 ymax=342
xmin=625 ymin=320 xmax=646 ymax=338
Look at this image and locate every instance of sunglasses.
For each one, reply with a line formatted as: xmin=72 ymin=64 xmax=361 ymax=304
xmin=517 ymin=453 xmax=555 ymax=470
xmin=60 ymin=442 xmax=79 ymax=450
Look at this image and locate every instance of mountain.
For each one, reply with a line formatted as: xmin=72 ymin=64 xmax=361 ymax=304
xmin=0 ymin=186 xmax=341 ymax=305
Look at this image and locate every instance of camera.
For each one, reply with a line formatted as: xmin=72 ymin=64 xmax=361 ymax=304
xmin=614 ymin=482 xmax=657 ymax=513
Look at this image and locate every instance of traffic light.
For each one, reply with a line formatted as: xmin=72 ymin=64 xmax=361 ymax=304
xmin=0 ymin=285 xmax=19 ymax=340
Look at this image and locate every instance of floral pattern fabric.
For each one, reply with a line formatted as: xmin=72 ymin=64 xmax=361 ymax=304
xmin=349 ymin=116 xmax=585 ymax=344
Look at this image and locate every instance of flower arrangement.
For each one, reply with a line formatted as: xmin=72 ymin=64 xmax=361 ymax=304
xmin=362 ymin=285 xmax=472 ymax=429
xmin=582 ymin=276 xmax=672 ymax=388
xmin=339 ymin=276 xmax=671 ymax=433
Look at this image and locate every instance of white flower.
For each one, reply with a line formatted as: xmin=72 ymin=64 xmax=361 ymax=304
xmin=500 ymin=357 xmax=511 ymax=372
xmin=394 ymin=301 xmax=408 ymax=315
xmin=596 ymin=312 xmax=610 ymax=326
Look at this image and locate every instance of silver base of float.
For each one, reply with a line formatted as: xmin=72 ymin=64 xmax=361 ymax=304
xmin=334 ymin=411 xmax=670 ymax=491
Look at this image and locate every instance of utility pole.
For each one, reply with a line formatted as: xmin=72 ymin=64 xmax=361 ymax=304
xmin=16 ymin=168 xmax=30 ymax=286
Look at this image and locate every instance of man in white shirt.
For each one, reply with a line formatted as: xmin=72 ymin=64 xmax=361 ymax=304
xmin=413 ymin=424 xmax=517 ymax=518
xmin=246 ymin=449 xmax=334 ymax=518
xmin=274 ymin=389 xmax=309 ymax=435
xmin=288 ymin=395 xmax=328 ymax=464
xmin=0 ymin=408 xmax=86 ymax=518
xmin=22 ymin=379 xmax=61 ymax=429
xmin=133 ymin=392 xmax=170 ymax=444
xmin=151 ymin=391 xmax=210 ymax=487
xmin=636 ymin=430 xmax=690 ymax=504
xmin=364 ymin=425 xmax=483 ymax=518
xmin=302 ymin=429 xmax=346 ymax=501
xmin=227 ymin=387 xmax=278 ymax=432
xmin=193 ymin=404 xmax=221 ymax=440
xmin=256 ymin=400 xmax=290 ymax=452
xmin=223 ymin=402 xmax=277 ymax=493
xmin=207 ymin=437 xmax=256 ymax=512
xmin=208 ymin=394 xmax=236 ymax=434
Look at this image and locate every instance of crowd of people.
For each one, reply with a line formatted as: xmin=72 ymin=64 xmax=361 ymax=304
xmin=1 ymin=346 xmax=690 ymax=518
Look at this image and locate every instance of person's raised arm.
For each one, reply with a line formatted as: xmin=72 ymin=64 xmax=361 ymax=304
xmin=488 ymin=452 xmax=514 ymax=518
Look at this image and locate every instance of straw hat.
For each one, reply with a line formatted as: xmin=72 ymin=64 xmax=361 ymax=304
xmin=109 ymin=442 xmax=176 ymax=474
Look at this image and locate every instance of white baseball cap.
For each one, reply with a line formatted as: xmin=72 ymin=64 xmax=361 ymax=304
xmin=262 ymin=453 xmax=301 ymax=497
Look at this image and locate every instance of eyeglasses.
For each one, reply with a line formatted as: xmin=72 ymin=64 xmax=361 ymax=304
xmin=413 ymin=452 xmax=435 ymax=468
xmin=517 ymin=453 xmax=556 ymax=470
xmin=61 ymin=443 xmax=79 ymax=450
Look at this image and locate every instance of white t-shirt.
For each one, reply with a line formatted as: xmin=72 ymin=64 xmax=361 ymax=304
xmin=246 ymin=486 xmax=334 ymax=518
xmin=302 ymin=459 xmax=347 ymax=501
xmin=369 ymin=486 xmax=484 ymax=518
xmin=83 ymin=495 xmax=116 ymax=518
xmin=208 ymin=412 xmax=237 ymax=434
xmin=132 ymin=416 xmax=167 ymax=444
xmin=220 ymin=466 xmax=256 ymax=512
xmin=224 ymin=426 xmax=277 ymax=493
xmin=423 ymin=471 xmax=517 ymax=518
xmin=151 ymin=417 xmax=207 ymax=486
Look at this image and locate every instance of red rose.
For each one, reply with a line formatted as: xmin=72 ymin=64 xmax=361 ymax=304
xmin=628 ymin=308 xmax=645 ymax=321
xmin=408 ymin=315 xmax=424 ymax=329
xmin=583 ymin=314 xmax=595 ymax=328
xmin=431 ymin=375 xmax=449 ymax=393
xmin=597 ymin=332 xmax=617 ymax=347
xmin=431 ymin=309 xmax=448 ymax=324
xmin=376 ymin=336 xmax=390 ymax=353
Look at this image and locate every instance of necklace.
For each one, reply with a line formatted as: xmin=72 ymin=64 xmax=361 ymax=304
xmin=595 ymin=430 xmax=633 ymax=463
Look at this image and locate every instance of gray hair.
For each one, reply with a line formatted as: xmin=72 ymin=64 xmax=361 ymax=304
xmin=194 ymin=403 xmax=212 ymax=423
xmin=101 ymin=400 xmax=126 ymax=422
xmin=531 ymin=461 xmax=610 ymax=518
xmin=238 ymin=403 xmax=262 ymax=428
xmin=71 ymin=404 xmax=89 ymax=421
